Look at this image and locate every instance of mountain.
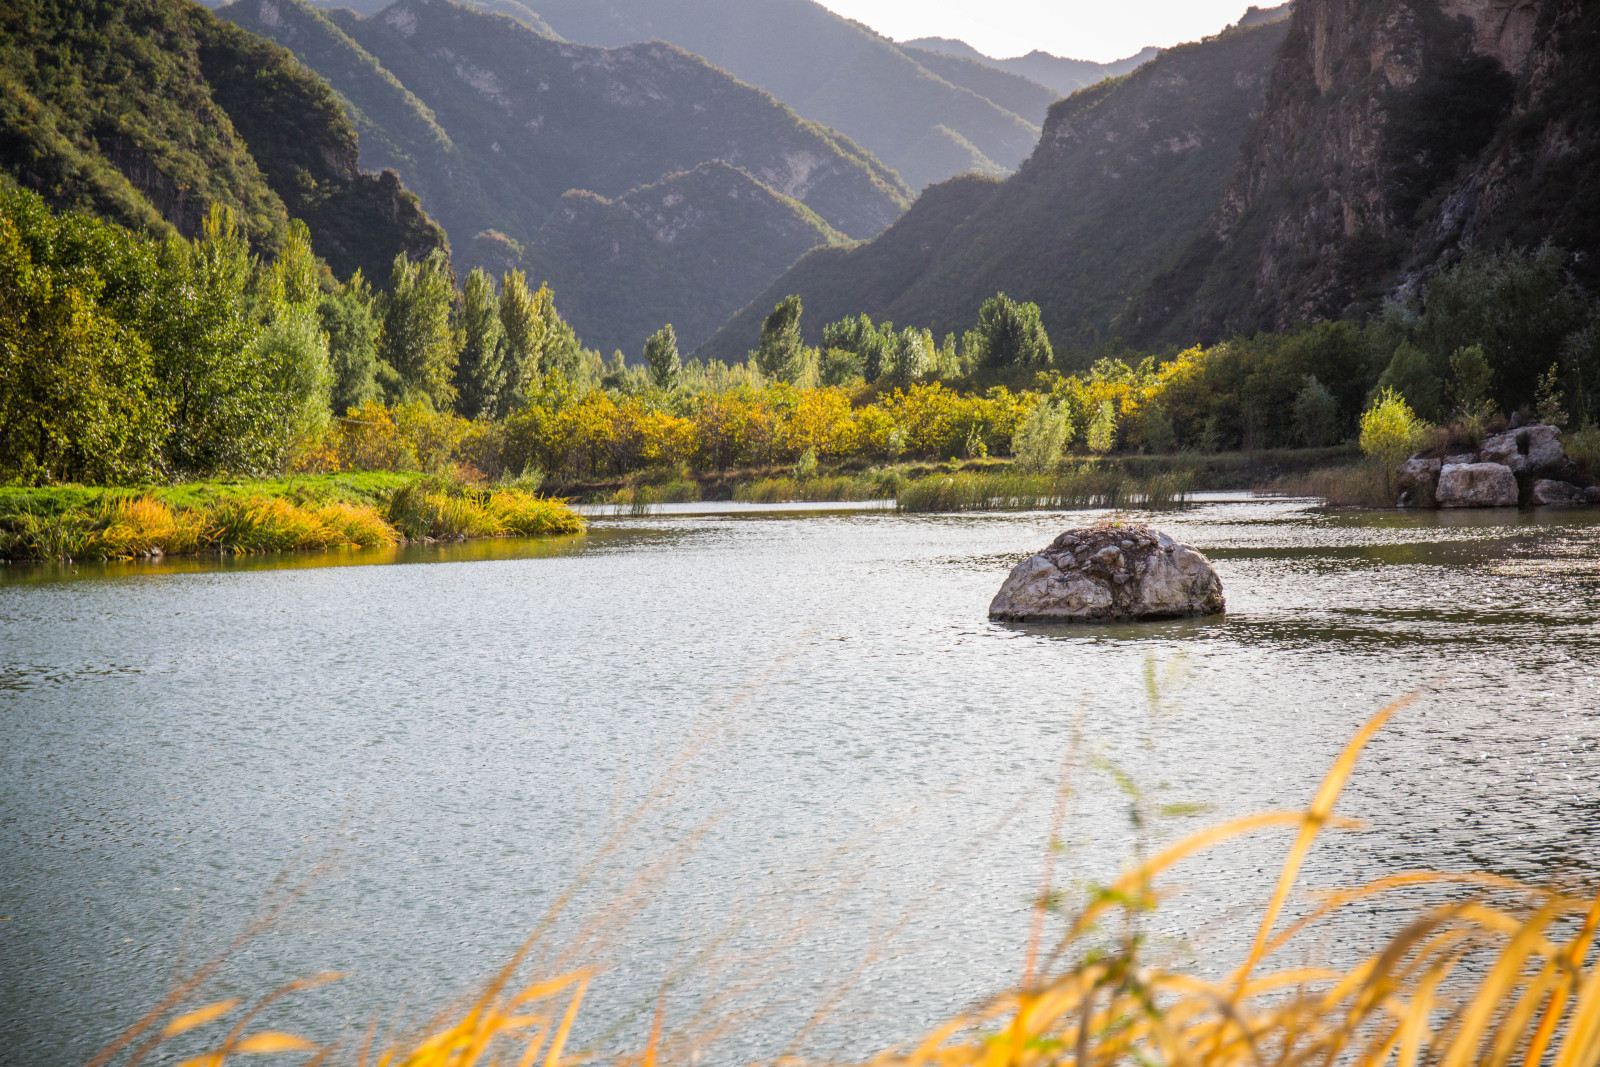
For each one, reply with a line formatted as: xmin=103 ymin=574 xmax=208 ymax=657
xmin=527 ymin=162 xmax=847 ymax=356
xmin=526 ymin=0 xmax=1045 ymax=191
xmin=706 ymin=18 xmax=1292 ymax=362
xmin=224 ymin=0 xmax=907 ymax=354
xmin=903 ymin=37 xmax=1162 ymax=97
xmin=0 ymin=0 xmax=445 ymax=281
xmin=897 ymin=47 xmax=1062 ymax=127
xmin=1126 ymin=0 xmax=1600 ymax=345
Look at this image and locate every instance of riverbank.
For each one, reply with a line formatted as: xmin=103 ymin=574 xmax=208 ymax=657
xmin=0 ymin=474 xmax=585 ymax=563
xmin=584 ymin=446 xmax=1359 ymax=510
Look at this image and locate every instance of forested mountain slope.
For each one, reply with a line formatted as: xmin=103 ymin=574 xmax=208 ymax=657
xmin=225 ymin=0 xmax=909 ymax=354
xmin=708 ymin=18 xmax=1291 ymax=363
xmin=0 ymin=0 xmax=445 ymax=281
xmin=527 ymin=0 xmax=1045 ymax=190
xmin=1125 ymin=0 xmax=1600 ymax=346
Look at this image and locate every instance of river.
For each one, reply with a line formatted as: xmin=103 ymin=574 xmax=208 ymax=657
xmin=2 ymin=497 xmax=1598 ymax=1063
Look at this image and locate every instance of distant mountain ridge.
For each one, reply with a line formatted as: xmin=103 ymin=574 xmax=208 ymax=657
xmin=901 ymin=37 xmax=1160 ymax=97
xmin=0 ymin=0 xmax=445 ymax=281
xmin=525 ymin=0 xmax=1047 ymax=190
xmin=707 ymin=18 xmax=1292 ymax=362
xmin=225 ymin=0 xmax=911 ymax=355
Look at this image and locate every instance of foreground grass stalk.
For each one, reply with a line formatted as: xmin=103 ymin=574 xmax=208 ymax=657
xmin=94 ymin=702 xmax=1599 ymax=1066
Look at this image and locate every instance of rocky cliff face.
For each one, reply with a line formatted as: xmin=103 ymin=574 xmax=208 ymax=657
xmin=1128 ymin=0 xmax=1597 ymax=344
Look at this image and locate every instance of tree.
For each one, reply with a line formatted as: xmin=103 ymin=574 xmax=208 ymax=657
xmin=1293 ymin=375 xmax=1341 ymax=447
xmin=380 ymin=250 xmax=459 ymax=409
xmin=454 ymin=268 xmax=504 ymax=418
xmin=644 ymin=323 xmax=681 ymax=389
xmin=0 ymin=212 xmax=167 ymax=484
xmin=1360 ymin=387 xmax=1424 ymax=470
xmin=975 ymin=293 xmax=1052 ymax=371
xmin=819 ymin=347 xmax=864 ymax=386
xmin=1536 ymin=364 xmax=1569 ymax=428
xmin=1377 ymin=342 xmax=1444 ymax=422
xmin=249 ymin=306 xmax=333 ymax=465
xmin=1448 ymin=344 xmax=1494 ymax=426
xmin=497 ymin=269 xmax=546 ymax=416
xmin=1086 ymin=400 xmax=1118 ymax=454
xmin=319 ymin=271 xmax=380 ymax=414
xmin=881 ymin=326 xmax=933 ymax=388
xmin=756 ymin=295 xmax=805 ymax=383
xmin=1012 ymin=399 xmax=1073 ymax=471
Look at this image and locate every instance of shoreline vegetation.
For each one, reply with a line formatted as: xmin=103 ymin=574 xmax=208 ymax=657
xmin=0 ymin=448 xmax=1361 ymax=563
xmin=0 ymin=474 xmax=583 ymax=564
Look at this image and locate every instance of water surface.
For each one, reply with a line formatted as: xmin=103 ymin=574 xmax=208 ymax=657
xmin=2 ymin=499 xmax=1598 ymax=1063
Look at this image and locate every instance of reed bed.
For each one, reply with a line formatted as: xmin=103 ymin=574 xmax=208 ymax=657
xmin=1261 ymin=464 xmax=1395 ymax=507
xmin=0 ymin=483 xmax=582 ymax=562
xmin=732 ymin=474 xmax=895 ymax=504
xmin=896 ymin=468 xmax=1194 ymax=513
xmin=92 ymin=701 xmax=1600 ymax=1067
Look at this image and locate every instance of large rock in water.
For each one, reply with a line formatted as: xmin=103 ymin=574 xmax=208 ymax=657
xmin=988 ymin=523 xmax=1225 ymax=623
xmin=1436 ymin=463 xmax=1520 ymax=507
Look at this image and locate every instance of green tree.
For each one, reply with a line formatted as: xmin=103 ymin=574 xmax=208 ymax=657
xmin=1447 ymin=344 xmax=1494 ymax=426
xmin=819 ymin=347 xmax=864 ymax=386
xmin=319 ymin=271 xmax=381 ymax=415
xmin=1012 ymin=399 xmax=1073 ymax=471
xmin=644 ymin=323 xmax=681 ymax=390
xmin=1086 ymin=400 xmax=1118 ymax=454
xmin=1377 ymin=342 xmax=1444 ymax=422
xmin=975 ymin=293 xmax=1052 ymax=371
xmin=1536 ymin=364 xmax=1569 ymax=428
xmin=496 ymin=269 xmax=545 ymax=415
xmin=454 ymin=268 xmax=504 ymax=418
xmin=881 ymin=326 xmax=933 ymax=388
xmin=250 ymin=306 xmax=333 ymax=464
xmin=380 ymin=250 xmax=459 ymax=409
xmin=1140 ymin=402 xmax=1177 ymax=453
xmin=149 ymin=205 xmax=269 ymax=473
xmin=1417 ymin=247 xmax=1593 ymax=412
xmin=756 ymin=295 xmax=805 ymax=383
xmin=1292 ymin=375 xmax=1341 ymax=447
xmin=0 ymin=212 xmax=167 ymax=484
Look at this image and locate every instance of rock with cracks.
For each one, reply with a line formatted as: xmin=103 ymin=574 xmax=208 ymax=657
xmin=989 ymin=523 xmax=1225 ymax=624
xmin=1436 ymin=463 xmax=1520 ymax=508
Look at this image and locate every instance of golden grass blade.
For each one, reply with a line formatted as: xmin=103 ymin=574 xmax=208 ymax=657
xmin=162 ymin=1000 xmax=243 ymax=1039
xmin=1552 ymin=949 xmax=1600 ymax=1067
xmin=1438 ymin=903 xmax=1564 ymax=1067
xmin=1523 ymin=889 xmax=1600 ymax=1067
xmin=231 ymin=1031 xmax=319 ymax=1054
xmin=1230 ymin=697 xmax=1409 ymax=995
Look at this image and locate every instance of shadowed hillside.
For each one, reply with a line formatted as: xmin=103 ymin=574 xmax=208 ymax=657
xmin=225 ymin=0 xmax=909 ymax=354
xmin=707 ymin=18 xmax=1291 ymax=363
xmin=0 ymin=0 xmax=445 ymax=281
xmin=528 ymin=0 xmax=1045 ymax=191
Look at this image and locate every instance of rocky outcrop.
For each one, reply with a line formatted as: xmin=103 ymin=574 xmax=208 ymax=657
xmin=1399 ymin=423 xmax=1594 ymax=507
xmin=989 ymin=524 xmax=1225 ymax=624
xmin=1127 ymin=0 xmax=1600 ymax=345
xmin=1437 ymin=462 xmax=1521 ymax=507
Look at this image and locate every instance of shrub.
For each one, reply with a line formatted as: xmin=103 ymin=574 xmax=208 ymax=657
xmin=1012 ymin=400 xmax=1073 ymax=472
xmin=1359 ymin=388 xmax=1425 ymax=470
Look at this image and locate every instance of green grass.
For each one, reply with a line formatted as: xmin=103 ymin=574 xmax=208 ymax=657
xmin=0 ymin=475 xmax=582 ymax=562
xmin=895 ymin=466 xmax=1194 ymax=512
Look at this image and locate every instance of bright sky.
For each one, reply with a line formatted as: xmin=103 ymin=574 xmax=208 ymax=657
xmin=814 ymin=0 xmax=1260 ymax=62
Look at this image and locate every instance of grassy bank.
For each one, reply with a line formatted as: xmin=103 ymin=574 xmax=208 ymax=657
xmin=0 ymin=475 xmax=584 ymax=563
xmin=570 ymin=447 xmax=1360 ymax=508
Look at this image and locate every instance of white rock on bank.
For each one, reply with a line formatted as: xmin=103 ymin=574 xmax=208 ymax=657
xmin=1436 ymin=463 xmax=1520 ymax=508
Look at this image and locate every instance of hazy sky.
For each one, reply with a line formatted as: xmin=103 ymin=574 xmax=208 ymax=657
xmin=813 ymin=1 xmax=1259 ymax=62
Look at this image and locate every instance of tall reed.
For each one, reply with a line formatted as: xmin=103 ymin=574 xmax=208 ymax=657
xmin=896 ymin=467 xmax=1193 ymax=513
